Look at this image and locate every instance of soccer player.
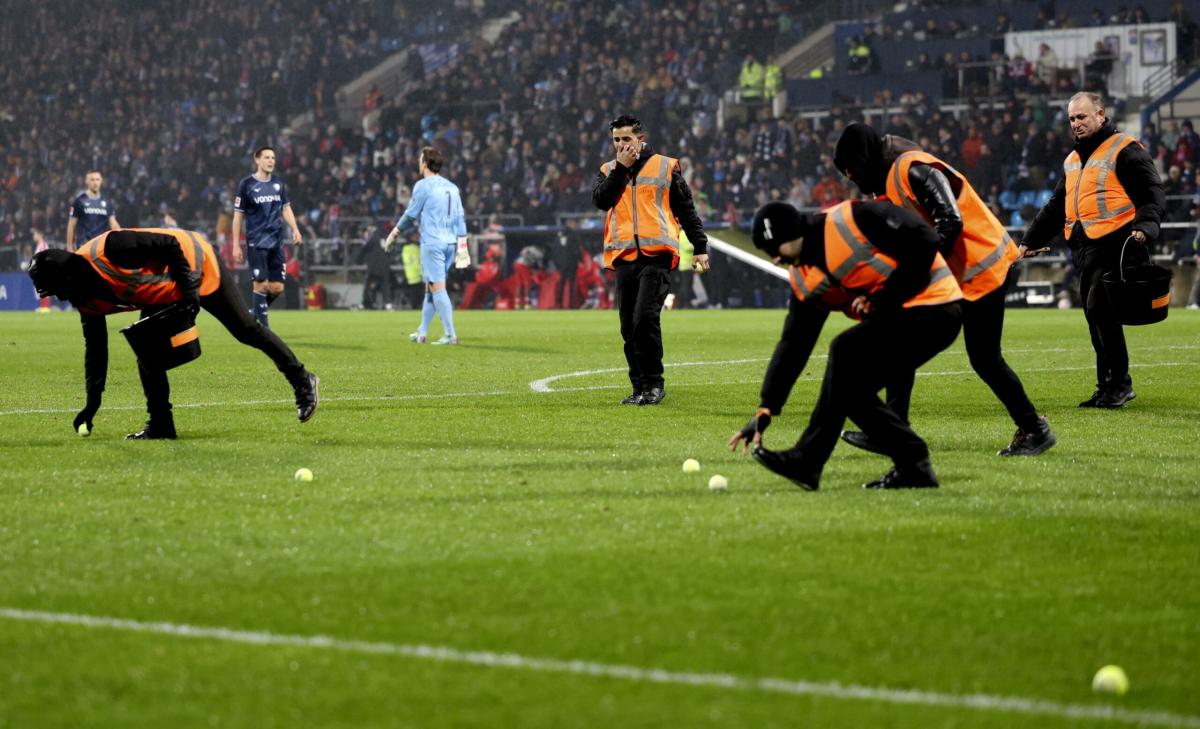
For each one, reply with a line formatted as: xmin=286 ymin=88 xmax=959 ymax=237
xmin=231 ymin=146 xmax=303 ymax=330
xmin=384 ymin=147 xmax=466 ymax=345
xmin=66 ymin=171 xmax=120 ymax=251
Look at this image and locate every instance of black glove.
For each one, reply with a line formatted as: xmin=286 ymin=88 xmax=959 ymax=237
xmin=179 ymin=288 xmax=201 ymax=312
xmin=73 ymin=390 xmax=102 ymax=433
xmin=728 ymin=408 xmax=773 ymax=455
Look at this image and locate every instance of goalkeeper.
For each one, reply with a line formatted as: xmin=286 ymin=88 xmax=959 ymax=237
xmin=385 ymin=147 xmax=467 ymax=345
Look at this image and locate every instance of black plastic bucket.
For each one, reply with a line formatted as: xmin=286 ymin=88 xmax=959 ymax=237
xmin=1101 ymin=237 xmax=1173 ymax=326
xmin=120 ymin=302 xmax=202 ymax=370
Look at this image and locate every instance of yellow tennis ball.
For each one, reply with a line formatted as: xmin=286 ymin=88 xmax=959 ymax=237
xmin=708 ymin=474 xmax=728 ymax=492
xmin=1092 ymin=665 xmax=1129 ymax=696
xmin=682 ymin=458 xmax=700 ymax=473
xmin=77 ymin=423 xmax=91 ymax=437
xmin=294 ymin=468 xmax=314 ymax=482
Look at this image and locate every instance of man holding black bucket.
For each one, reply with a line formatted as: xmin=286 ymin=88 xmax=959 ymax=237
xmin=28 ymin=228 xmax=319 ymax=439
xmin=1024 ymin=92 xmax=1164 ymax=409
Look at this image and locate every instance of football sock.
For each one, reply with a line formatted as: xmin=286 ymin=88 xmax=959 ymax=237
xmin=432 ymin=289 xmax=455 ymax=339
xmin=253 ymin=291 xmax=270 ymax=328
xmin=419 ymin=291 xmax=435 ymax=335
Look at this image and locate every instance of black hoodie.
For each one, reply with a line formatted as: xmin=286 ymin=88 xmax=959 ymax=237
xmin=1024 ymin=121 xmax=1165 ymax=248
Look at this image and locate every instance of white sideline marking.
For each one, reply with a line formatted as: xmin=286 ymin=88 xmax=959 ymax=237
xmin=0 ymin=362 xmax=1192 ymax=418
xmin=0 ymin=608 xmax=1196 ymax=727
xmin=529 ymin=358 xmax=768 ymax=392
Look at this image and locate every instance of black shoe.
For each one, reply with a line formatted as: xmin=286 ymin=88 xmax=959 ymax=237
xmin=864 ymin=459 xmax=939 ymax=489
xmin=621 ymin=390 xmax=644 ymax=405
xmin=1095 ymin=384 xmax=1136 ymax=409
xmin=1078 ymin=388 xmax=1105 ymax=408
xmin=998 ymin=416 xmax=1057 ymax=456
xmin=839 ymin=430 xmax=889 ymax=456
xmin=295 ymin=372 xmax=320 ymax=422
xmin=639 ymin=387 xmax=665 ymax=406
xmin=751 ymin=446 xmax=819 ymax=491
xmin=125 ymin=420 xmax=177 ymax=440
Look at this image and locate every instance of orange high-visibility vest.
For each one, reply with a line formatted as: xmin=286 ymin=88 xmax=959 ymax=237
xmin=1063 ymin=132 xmax=1140 ymax=240
xmin=75 ymin=228 xmax=221 ymax=316
xmin=787 ymin=202 xmax=962 ymax=310
xmin=885 ymin=151 xmax=1019 ymax=301
xmin=600 ymin=154 xmax=681 ymax=269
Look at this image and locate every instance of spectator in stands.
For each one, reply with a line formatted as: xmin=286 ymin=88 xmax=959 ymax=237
xmin=739 ymin=54 xmax=766 ymax=100
xmin=811 ymin=168 xmax=848 ymax=207
xmin=1085 ymin=40 xmax=1116 ymax=93
xmin=1023 ymin=91 xmax=1165 ymax=409
xmin=1035 ymin=43 xmax=1059 ymax=87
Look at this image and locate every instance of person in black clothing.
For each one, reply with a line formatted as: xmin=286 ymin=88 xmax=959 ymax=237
xmin=832 ymin=122 xmax=1055 ymax=457
xmin=358 ymin=222 xmax=395 ymax=310
xmin=729 ymin=200 xmax=963 ymax=490
xmin=1024 ymin=92 xmax=1165 ymax=408
xmin=592 ymin=114 xmax=709 ymax=406
xmin=28 ymin=229 xmax=319 ymax=439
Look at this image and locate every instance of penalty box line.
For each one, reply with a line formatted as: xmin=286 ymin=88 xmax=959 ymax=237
xmin=0 ymin=607 xmax=1197 ymax=727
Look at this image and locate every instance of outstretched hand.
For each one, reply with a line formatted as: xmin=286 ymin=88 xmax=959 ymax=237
xmin=728 ymin=408 xmax=772 ymax=456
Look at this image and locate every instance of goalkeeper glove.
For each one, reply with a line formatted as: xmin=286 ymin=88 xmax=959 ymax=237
xmin=454 ymin=236 xmax=471 ymax=268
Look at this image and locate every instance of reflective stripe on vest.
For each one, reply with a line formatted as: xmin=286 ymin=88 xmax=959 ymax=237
xmin=1064 ymin=133 xmax=1139 ymax=240
xmin=76 ymin=228 xmax=221 ymax=313
xmin=886 ymin=151 xmax=1020 ymax=301
xmin=823 ymin=201 xmax=962 ymax=309
xmin=600 ymin=154 xmax=681 ymax=269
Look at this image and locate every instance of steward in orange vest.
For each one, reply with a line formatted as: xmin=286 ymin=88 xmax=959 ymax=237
xmin=28 ymin=229 xmax=319 ymax=439
xmin=730 ymin=200 xmax=963 ymax=491
xmin=834 ymin=122 xmax=1055 ymax=457
xmin=1024 ymin=92 xmax=1165 ymax=409
xmin=592 ymin=114 xmax=709 ymax=406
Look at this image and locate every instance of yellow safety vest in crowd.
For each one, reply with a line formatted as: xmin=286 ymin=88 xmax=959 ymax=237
xmin=740 ymin=61 xmax=765 ymax=98
xmin=600 ymin=154 xmax=682 ymax=270
xmin=764 ymin=64 xmax=783 ymax=98
xmin=886 ymin=150 xmax=1019 ymax=301
xmin=1063 ymin=132 xmax=1140 ymax=240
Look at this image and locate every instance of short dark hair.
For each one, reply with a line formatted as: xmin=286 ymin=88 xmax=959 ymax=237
xmin=609 ymin=115 xmax=643 ymax=134
xmin=253 ymin=145 xmax=275 ymax=159
xmin=421 ymin=146 xmax=443 ymax=173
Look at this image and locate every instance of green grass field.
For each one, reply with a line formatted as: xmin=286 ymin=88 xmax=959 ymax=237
xmin=1 ymin=307 xmax=1198 ymax=728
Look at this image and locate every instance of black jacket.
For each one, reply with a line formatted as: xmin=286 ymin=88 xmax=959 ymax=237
xmin=757 ymin=201 xmax=946 ymax=414
xmin=1024 ymin=123 xmax=1165 ymax=250
xmin=591 ymin=143 xmax=708 ymax=260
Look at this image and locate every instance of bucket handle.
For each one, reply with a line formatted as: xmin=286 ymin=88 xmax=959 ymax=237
xmin=1116 ymin=235 xmax=1137 ymax=283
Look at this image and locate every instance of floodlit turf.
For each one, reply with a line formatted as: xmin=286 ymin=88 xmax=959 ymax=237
xmin=1 ymin=307 xmax=1198 ymax=728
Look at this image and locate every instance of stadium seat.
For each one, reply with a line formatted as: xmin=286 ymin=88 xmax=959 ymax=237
xmin=1036 ymin=189 xmax=1054 ymax=208
xmin=999 ymin=191 xmax=1020 ymax=211
xmin=1017 ymin=191 xmax=1039 ymax=209
xmin=1010 ymin=210 xmax=1026 ymax=227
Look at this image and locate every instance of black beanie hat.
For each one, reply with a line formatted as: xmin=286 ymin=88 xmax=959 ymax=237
xmin=28 ymin=249 xmax=77 ymax=299
xmin=751 ymin=201 xmax=806 ymax=257
xmin=834 ymin=122 xmax=887 ymax=195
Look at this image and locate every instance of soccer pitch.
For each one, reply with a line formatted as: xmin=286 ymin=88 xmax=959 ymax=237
xmin=1 ymin=308 xmax=1197 ymax=728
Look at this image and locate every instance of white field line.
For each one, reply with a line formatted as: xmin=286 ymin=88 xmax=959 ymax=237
xmin=0 ymin=608 xmax=1196 ymax=728
xmin=0 ymin=355 xmax=1194 ymax=417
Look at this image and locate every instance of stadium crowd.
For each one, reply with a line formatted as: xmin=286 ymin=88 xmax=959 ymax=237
xmin=1 ymin=0 xmax=1198 ymax=274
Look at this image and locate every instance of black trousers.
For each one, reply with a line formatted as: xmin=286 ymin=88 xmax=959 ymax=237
xmin=793 ymin=302 xmax=962 ymax=474
xmin=139 ymin=260 xmax=307 ymax=417
xmin=615 ymin=259 xmax=672 ymax=391
xmin=1076 ymin=240 xmax=1147 ymax=389
xmin=879 ymin=274 xmax=1040 ymax=432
